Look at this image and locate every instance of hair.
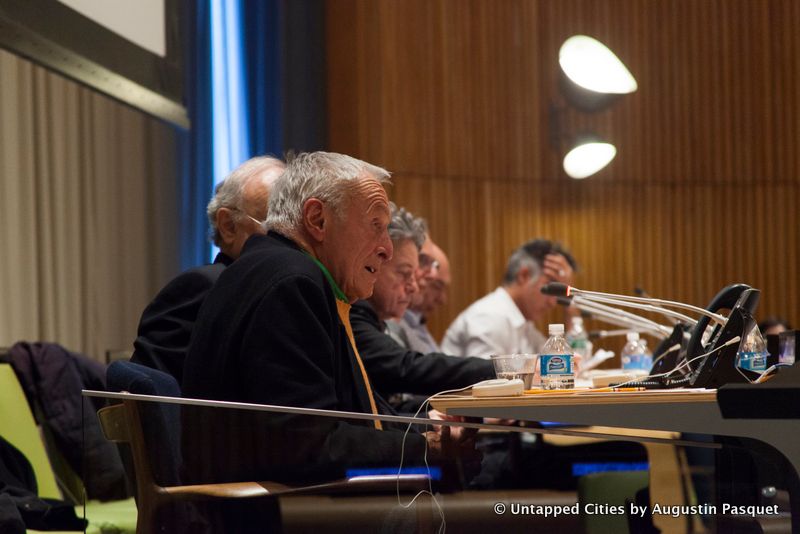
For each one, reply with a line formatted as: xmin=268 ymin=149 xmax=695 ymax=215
xmin=502 ymin=238 xmax=578 ymax=285
xmin=266 ymin=151 xmax=391 ymax=235
xmin=388 ymin=203 xmax=427 ymax=250
xmin=206 ymin=156 xmax=286 ymax=246
xmin=758 ymin=316 xmax=792 ymax=333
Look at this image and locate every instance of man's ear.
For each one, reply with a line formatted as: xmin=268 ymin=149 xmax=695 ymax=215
xmin=516 ymin=265 xmax=532 ymax=286
xmin=215 ymin=208 xmax=237 ymax=245
xmin=302 ymin=198 xmax=326 ymax=242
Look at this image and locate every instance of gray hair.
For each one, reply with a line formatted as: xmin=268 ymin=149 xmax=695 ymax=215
xmin=388 ymin=204 xmax=427 ymax=250
xmin=266 ymin=152 xmax=391 ymax=235
xmin=206 ymin=156 xmax=286 ymax=246
xmin=502 ymin=239 xmax=577 ymax=285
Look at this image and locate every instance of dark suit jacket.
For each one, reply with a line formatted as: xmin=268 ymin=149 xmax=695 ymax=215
xmin=182 ymin=232 xmax=426 ymax=484
xmin=351 ymin=300 xmax=495 ymax=397
xmin=131 ymin=253 xmax=233 ymax=382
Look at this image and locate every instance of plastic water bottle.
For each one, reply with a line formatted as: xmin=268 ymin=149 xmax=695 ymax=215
xmin=737 ymin=324 xmax=768 ymax=372
xmin=540 ymin=324 xmax=574 ymax=390
xmin=566 ymin=316 xmax=593 ymax=361
xmin=638 ymin=338 xmax=653 ymax=371
xmin=621 ymin=332 xmax=651 ymax=371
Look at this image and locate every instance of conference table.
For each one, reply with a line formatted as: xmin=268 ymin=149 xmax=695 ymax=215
xmin=431 ymin=388 xmax=800 ymax=531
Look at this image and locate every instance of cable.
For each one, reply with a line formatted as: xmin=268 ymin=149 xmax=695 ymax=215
xmin=611 ymin=336 xmax=741 ymax=388
xmin=738 ymin=362 xmax=793 ymax=384
xmin=397 ymin=385 xmax=473 ymax=534
xmin=648 ymin=343 xmax=682 ymax=370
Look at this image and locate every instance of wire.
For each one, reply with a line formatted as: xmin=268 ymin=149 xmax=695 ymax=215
xmin=738 ymin=361 xmax=793 ymax=384
xmin=396 ymin=385 xmax=473 ymax=534
xmin=648 ymin=343 xmax=682 ymax=370
xmin=612 ymin=336 xmax=741 ymax=388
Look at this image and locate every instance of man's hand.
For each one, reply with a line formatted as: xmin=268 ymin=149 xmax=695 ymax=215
xmin=542 ymin=253 xmax=573 ymax=285
xmin=425 ymin=410 xmax=481 ymax=461
xmin=427 ymin=409 xmax=479 ymax=443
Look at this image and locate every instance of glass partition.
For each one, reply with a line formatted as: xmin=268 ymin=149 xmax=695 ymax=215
xmin=79 ymin=391 xmax=795 ymax=533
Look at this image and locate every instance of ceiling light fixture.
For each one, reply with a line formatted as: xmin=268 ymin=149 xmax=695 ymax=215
xmin=559 ymin=35 xmax=638 ymax=95
xmin=562 ymin=138 xmax=617 ymax=179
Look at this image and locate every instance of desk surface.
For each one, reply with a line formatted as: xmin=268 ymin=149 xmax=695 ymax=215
xmin=431 ymin=388 xmax=716 ymax=409
xmin=431 ymin=387 xmax=800 ymax=479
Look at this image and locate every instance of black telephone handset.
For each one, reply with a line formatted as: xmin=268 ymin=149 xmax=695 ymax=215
xmin=685 ymin=283 xmax=752 ymax=369
xmin=687 ymin=284 xmax=761 ymax=388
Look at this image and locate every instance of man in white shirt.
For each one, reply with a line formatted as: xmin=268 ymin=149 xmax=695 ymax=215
xmin=441 ymin=239 xmax=576 ymax=358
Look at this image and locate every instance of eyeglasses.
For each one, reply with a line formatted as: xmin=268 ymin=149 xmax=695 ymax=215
xmin=245 ymin=214 xmax=266 ymax=227
xmin=231 ymin=207 xmax=266 ymax=227
xmin=418 ymin=254 xmax=440 ymax=275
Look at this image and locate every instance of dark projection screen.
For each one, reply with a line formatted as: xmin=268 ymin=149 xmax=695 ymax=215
xmin=0 ymin=0 xmax=188 ymax=128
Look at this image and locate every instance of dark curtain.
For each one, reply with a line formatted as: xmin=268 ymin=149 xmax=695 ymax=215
xmin=179 ymin=0 xmax=323 ymax=269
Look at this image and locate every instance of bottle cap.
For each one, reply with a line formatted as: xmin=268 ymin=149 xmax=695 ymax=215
xmin=549 ymin=324 xmax=565 ymax=335
xmin=626 ymin=332 xmax=640 ymax=341
xmin=571 ymin=317 xmax=583 ymax=327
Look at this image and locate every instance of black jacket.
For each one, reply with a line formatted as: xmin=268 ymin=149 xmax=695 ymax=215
xmin=182 ymin=233 xmax=426 ymax=484
xmin=0 ymin=437 xmax=87 ymax=533
xmin=131 ymin=252 xmax=233 ymax=382
xmin=351 ymin=300 xmax=495 ymax=398
xmin=4 ymin=343 xmax=127 ymax=501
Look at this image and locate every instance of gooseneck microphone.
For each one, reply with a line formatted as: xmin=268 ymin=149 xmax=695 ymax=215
xmin=553 ymin=290 xmax=672 ymax=338
xmin=542 ymin=283 xmax=727 ymax=326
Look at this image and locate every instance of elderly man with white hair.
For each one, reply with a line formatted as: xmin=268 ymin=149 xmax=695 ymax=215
xmin=182 ymin=152 xmax=473 ymax=496
xmin=131 ymin=155 xmax=284 ymax=380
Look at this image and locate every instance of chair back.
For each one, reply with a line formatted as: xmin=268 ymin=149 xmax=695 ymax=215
xmin=105 ymin=360 xmax=183 ymax=487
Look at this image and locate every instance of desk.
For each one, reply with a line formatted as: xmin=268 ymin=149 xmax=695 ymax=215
xmin=432 ymin=389 xmax=800 ymax=531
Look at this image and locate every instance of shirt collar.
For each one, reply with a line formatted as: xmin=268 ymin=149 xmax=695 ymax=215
xmin=403 ymin=309 xmax=424 ymax=327
xmin=496 ymin=287 xmax=528 ymax=329
xmin=306 ymin=254 xmax=348 ymax=303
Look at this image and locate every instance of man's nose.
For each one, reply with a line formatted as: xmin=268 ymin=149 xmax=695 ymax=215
xmin=407 ymin=276 xmax=419 ymax=295
xmin=377 ymin=235 xmax=393 ymax=262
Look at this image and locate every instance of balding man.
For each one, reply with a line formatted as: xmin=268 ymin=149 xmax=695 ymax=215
xmin=130 ymin=156 xmax=284 ymax=380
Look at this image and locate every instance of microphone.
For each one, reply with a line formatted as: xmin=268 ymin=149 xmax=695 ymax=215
xmin=573 ymin=296 xmax=673 ymax=338
xmin=555 ymin=296 xmax=594 ymax=319
xmin=589 ymin=328 xmax=646 ymax=340
xmin=556 ymin=293 xmax=669 ymax=337
xmin=542 ymin=283 xmax=727 ymax=326
xmin=553 ymin=289 xmax=673 ymax=338
xmin=634 ymin=286 xmax=679 ymax=325
xmin=542 ymin=282 xmax=571 ymax=297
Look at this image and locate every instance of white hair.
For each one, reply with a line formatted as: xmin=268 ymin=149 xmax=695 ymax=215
xmin=266 ymin=152 xmax=391 ymax=235
xmin=388 ymin=203 xmax=427 ymax=250
xmin=206 ymin=156 xmax=285 ymax=246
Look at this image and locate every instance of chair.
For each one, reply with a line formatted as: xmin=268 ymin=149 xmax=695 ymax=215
xmin=100 ymin=361 xmax=432 ymax=534
xmin=0 ymin=363 xmax=137 ymax=534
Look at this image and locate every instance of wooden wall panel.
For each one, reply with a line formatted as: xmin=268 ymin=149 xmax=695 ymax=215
xmin=327 ymin=0 xmax=800 ymax=348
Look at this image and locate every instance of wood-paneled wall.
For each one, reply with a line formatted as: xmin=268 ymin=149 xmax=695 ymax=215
xmin=326 ymin=0 xmax=799 ymax=348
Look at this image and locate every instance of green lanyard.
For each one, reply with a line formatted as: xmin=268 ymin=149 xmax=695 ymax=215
xmin=307 ymin=254 xmax=348 ymax=303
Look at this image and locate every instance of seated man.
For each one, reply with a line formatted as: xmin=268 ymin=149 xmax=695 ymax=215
xmin=182 ymin=152 xmax=473 ymax=487
xmin=130 ymin=156 xmax=284 ymax=380
xmin=351 ymin=205 xmax=495 ymax=404
xmin=389 ymin=236 xmax=452 ymax=354
xmin=442 ymin=239 xmax=576 ymax=357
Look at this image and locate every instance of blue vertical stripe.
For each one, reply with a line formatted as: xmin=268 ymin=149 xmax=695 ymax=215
xmin=183 ymin=1 xmax=285 ymax=267
xmin=210 ymin=0 xmax=252 ymax=260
